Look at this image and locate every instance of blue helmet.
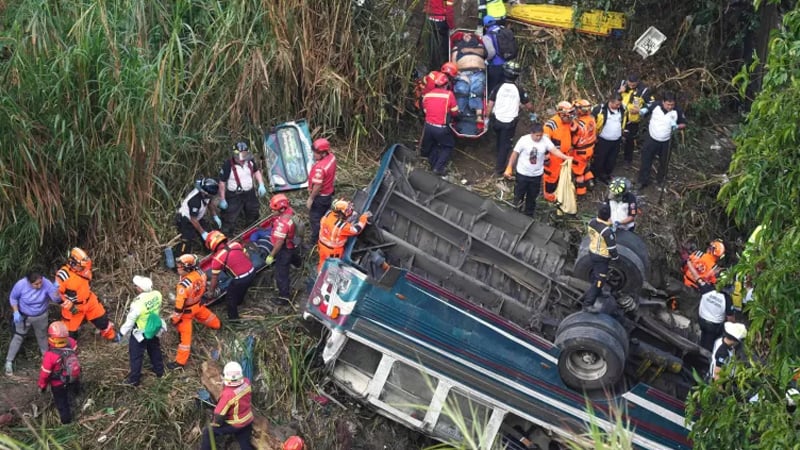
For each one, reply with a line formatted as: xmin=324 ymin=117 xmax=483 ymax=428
xmin=483 ymin=15 xmax=497 ymax=27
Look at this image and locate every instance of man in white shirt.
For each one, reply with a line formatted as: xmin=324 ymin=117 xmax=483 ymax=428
xmin=591 ymin=93 xmax=625 ymax=184
xmin=503 ymin=123 xmax=572 ymax=216
xmin=636 ymin=92 xmax=687 ymax=189
xmin=486 ymin=61 xmax=534 ymax=176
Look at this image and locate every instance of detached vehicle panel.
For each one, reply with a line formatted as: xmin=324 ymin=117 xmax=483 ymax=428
xmin=304 ymin=145 xmax=701 ymax=449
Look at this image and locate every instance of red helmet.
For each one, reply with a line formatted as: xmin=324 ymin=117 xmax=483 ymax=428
xmin=433 ymin=71 xmax=449 ymax=87
xmin=205 ymin=230 xmax=227 ymax=252
xmin=269 ymin=194 xmax=290 ymax=211
xmin=440 ymin=62 xmax=458 ymax=78
xmin=48 ymin=321 xmax=69 ymax=347
xmin=312 ymin=138 xmax=331 ymax=153
xmin=283 ymin=436 xmax=305 ymax=450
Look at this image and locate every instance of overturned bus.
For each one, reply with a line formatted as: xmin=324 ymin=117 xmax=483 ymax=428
xmin=303 ymin=144 xmax=703 ymax=449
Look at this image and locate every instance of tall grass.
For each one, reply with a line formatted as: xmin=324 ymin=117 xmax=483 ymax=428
xmin=0 ymin=0 xmax=416 ymax=278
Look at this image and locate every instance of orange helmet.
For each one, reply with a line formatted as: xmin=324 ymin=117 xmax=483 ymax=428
xmin=283 ymin=436 xmax=305 ymax=450
xmin=440 ymin=62 xmax=458 ymax=78
xmin=556 ymin=101 xmax=575 ymax=121
xmin=573 ymin=99 xmax=592 ymax=115
xmin=176 ymin=254 xmax=199 ymax=270
xmin=433 ymin=71 xmax=449 ymax=87
xmin=48 ymin=321 xmax=69 ymax=347
xmin=709 ymin=239 xmax=725 ymax=258
xmin=332 ymin=199 xmax=354 ymax=217
xmin=312 ymin=138 xmax=331 ymax=153
xmin=269 ymin=194 xmax=290 ymax=211
xmin=205 ymin=230 xmax=227 ymax=252
xmin=68 ymin=247 xmax=90 ymax=268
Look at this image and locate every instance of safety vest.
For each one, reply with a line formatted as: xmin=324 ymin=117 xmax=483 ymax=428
xmin=594 ymin=103 xmax=627 ymax=136
xmin=619 ymin=82 xmax=652 ymax=124
xmin=132 ymin=291 xmax=162 ymax=331
xmin=683 ymin=251 xmax=718 ymax=286
xmin=572 ymin=115 xmax=596 ymax=153
xmin=319 ymin=212 xmax=368 ymax=249
xmin=55 ymin=266 xmax=95 ymax=304
xmin=480 ymin=0 xmax=507 ymax=18
xmin=587 ymin=218 xmax=617 ymax=259
xmin=175 ymin=269 xmax=206 ymax=312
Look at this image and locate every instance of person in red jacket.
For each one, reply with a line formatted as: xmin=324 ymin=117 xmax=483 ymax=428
xmin=421 ymin=72 xmax=460 ymax=176
xmin=205 ymin=231 xmax=255 ymax=320
xmin=201 ymin=361 xmax=254 ymax=450
xmin=425 ymin=0 xmax=455 ymax=70
xmin=38 ymin=321 xmax=79 ymax=424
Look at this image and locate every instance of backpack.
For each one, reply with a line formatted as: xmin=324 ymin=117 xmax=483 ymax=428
xmin=493 ymin=26 xmax=518 ymax=61
xmin=50 ymin=348 xmax=81 ymax=384
xmin=142 ymin=311 xmax=163 ymax=339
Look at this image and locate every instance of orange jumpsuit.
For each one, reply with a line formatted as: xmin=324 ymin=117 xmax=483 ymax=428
xmin=543 ymin=115 xmax=573 ymax=201
xmin=317 ymin=211 xmax=370 ymax=273
xmin=55 ymin=264 xmax=116 ymax=340
xmin=682 ymin=251 xmax=719 ymax=288
xmin=571 ymin=114 xmax=597 ymax=196
xmin=170 ymin=269 xmax=220 ymax=366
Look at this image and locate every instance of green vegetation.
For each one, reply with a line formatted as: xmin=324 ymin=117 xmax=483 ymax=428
xmin=689 ymin=3 xmax=800 ymax=449
xmin=0 ymin=0 xmax=415 ymax=278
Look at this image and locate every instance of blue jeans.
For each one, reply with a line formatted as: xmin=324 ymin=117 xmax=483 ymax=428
xmin=454 ymin=71 xmax=485 ymax=113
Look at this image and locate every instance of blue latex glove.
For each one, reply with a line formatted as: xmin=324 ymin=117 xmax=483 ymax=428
xmin=13 ymin=311 xmax=22 ymax=324
xmin=201 ymin=231 xmax=209 ymax=241
xmin=671 ymin=122 xmax=678 ymax=131
xmin=112 ymin=332 xmax=123 ymax=344
xmin=213 ymin=215 xmax=222 ymax=229
xmin=639 ymin=107 xmax=648 ymax=116
xmin=529 ymin=113 xmax=538 ymax=122
xmin=257 ymin=184 xmax=267 ymax=197
xmin=265 ymin=255 xmax=275 ymax=266
xmin=218 ymin=199 xmax=228 ymax=210
xmin=613 ymin=221 xmax=620 ymax=232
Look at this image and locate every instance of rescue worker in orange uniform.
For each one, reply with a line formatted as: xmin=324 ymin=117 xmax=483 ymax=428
xmin=317 ymin=200 xmax=372 ymax=273
xmin=264 ymin=194 xmax=299 ymax=306
xmin=55 ymin=248 xmax=119 ymax=341
xmin=206 ymin=231 xmax=256 ymax=320
xmin=543 ymin=101 xmax=575 ymax=201
xmin=570 ymin=99 xmax=597 ymax=196
xmin=167 ymin=254 xmax=221 ymax=370
xmin=683 ymin=239 xmax=725 ymax=289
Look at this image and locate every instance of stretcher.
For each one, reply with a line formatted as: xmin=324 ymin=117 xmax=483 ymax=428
xmin=449 ymin=30 xmax=488 ymax=139
xmin=198 ymin=215 xmax=277 ymax=306
xmin=263 ymin=119 xmax=315 ymax=192
xmin=507 ymin=4 xmax=626 ymax=37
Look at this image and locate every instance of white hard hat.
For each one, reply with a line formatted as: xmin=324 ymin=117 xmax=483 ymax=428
xmin=133 ymin=275 xmax=153 ymax=292
xmin=724 ymin=322 xmax=747 ymax=342
xmin=223 ymin=361 xmax=244 ymax=386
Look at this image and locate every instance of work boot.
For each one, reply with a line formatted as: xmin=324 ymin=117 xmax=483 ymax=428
xmin=4 ymin=361 xmax=12 ymax=376
xmin=122 ymin=378 xmax=139 ymax=387
xmin=166 ymin=362 xmax=184 ymax=371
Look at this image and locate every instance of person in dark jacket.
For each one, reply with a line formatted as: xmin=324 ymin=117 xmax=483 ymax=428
xmin=582 ymin=203 xmax=618 ymax=308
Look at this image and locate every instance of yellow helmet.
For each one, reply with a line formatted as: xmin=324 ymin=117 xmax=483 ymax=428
xmin=68 ymin=247 xmax=91 ymax=270
xmin=332 ymin=199 xmax=354 ymax=217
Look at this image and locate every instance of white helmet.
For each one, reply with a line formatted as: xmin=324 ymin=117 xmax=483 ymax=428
xmin=724 ymin=322 xmax=747 ymax=342
xmin=223 ymin=361 xmax=244 ymax=386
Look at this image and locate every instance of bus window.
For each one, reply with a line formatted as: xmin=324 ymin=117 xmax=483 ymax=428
xmin=495 ymin=412 xmax=565 ymax=450
xmin=378 ymin=360 xmax=439 ymax=419
xmin=434 ymin=388 xmax=492 ymax=444
xmin=332 ymin=339 xmax=383 ymax=395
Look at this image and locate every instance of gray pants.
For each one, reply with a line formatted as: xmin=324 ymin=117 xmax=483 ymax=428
xmin=6 ymin=311 xmax=49 ymax=363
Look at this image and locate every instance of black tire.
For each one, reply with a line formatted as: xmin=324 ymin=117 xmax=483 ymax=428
xmin=555 ymin=324 xmax=627 ymax=391
xmin=556 ymin=312 xmax=630 ymax=356
xmin=615 ymin=229 xmax=650 ymax=274
xmin=573 ymin=243 xmax=645 ymax=295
